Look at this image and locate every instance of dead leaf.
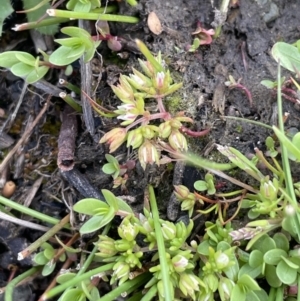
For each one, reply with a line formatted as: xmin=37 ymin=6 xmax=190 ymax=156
xmin=147 ymin=12 xmax=162 ymax=35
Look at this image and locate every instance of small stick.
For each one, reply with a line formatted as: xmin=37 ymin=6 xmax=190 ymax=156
xmin=0 ymin=211 xmax=71 ymax=235
xmin=0 ymin=96 xmax=50 ymax=174
xmin=18 ymin=214 xmax=70 ymax=260
xmin=61 ymin=168 xmax=104 ymax=200
xmin=79 ymin=19 xmax=95 ymax=136
xmin=0 ymin=82 xmax=28 ymax=136
xmin=57 ymin=105 xmax=78 ymax=171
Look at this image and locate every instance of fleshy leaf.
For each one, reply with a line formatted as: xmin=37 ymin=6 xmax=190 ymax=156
xmin=272 ymin=42 xmax=300 ymax=73
xmin=73 ymin=198 xmax=106 ymax=215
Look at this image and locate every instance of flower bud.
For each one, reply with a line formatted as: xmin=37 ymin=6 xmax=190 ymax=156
xmin=174 ymin=185 xmax=190 ymax=200
xmin=96 ymin=235 xmax=117 ymax=258
xmin=161 ymin=221 xmax=176 ymax=240
xmin=214 ymin=252 xmax=230 ymax=270
xmin=168 ymin=130 xmax=188 ymax=151
xmin=172 ymin=254 xmax=189 ymax=273
xmin=100 ymin=128 xmax=127 ymax=153
xmin=112 ymin=261 xmax=130 ymax=283
xmin=125 ymin=251 xmax=143 ymax=268
xmin=259 ymin=178 xmax=278 ymax=201
xmin=127 ymin=129 xmax=144 ymax=149
xmin=141 ymin=125 xmax=158 ymax=139
xmin=218 ymin=277 xmax=234 ymax=301
xmin=114 ymin=239 xmax=135 ymax=252
xmin=118 ymin=217 xmax=139 ymax=241
xmin=159 ymin=121 xmax=172 ymax=138
xmin=179 ymin=273 xmax=202 ymax=299
xmin=138 ymin=140 xmax=160 ymax=169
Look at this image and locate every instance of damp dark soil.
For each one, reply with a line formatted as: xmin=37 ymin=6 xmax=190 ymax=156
xmin=0 ymin=0 xmax=300 ymax=300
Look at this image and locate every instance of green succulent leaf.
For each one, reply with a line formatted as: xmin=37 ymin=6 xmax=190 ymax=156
xmin=56 ymin=273 xmax=77 ymax=284
xmin=102 ymin=189 xmax=118 ymax=210
xmin=0 ymin=0 xmax=13 ymax=37
xmin=273 ymin=126 xmax=300 ymax=162
xmin=238 ymin=263 xmax=262 ymax=279
xmin=197 ymin=240 xmax=210 ymax=256
xmin=0 ymin=52 xmax=21 ymax=68
xmin=15 ymin=53 xmax=36 ymax=66
xmin=33 ymin=252 xmax=49 ymax=265
xmin=49 ymin=45 xmax=85 ymax=66
xmin=54 ymin=37 xmax=83 ymax=48
xmin=43 ymin=247 xmax=55 ymax=260
xmin=272 ymin=42 xmax=300 ymax=73
xmin=238 ymin=274 xmax=261 ymax=292
xmin=252 ymin=235 xmax=276 ymax=253
xmin=10 ymin=62 xmax=35 ymax=77
xmin=90 ymin=287 xmax=100 ymax=299
xmin=248 ymin=209 xmax=260 ymax=219
xmin=42 ymin=261 xmax=56 ymax=276
xmin=276 ymin=260 xmax=297 ymax=284
xmin=260 ymin=80 xmax=276 ymax=89
xmin=263 ymin=249 xmax=287 ymax=266
xmin=73 ymin=198 xmax=106 ymax=215
xmin=60 ymin=288 xmax=85 ymax=301
xmin=249 ymin=250 xmax=263 ymax=268
xmin=194 ymin=180 xmax=208 ymax=191
xmin=273 ymin=233 xmax=289 ymax=252
xmin=102 ymin=163 xmax=117 ymax=175
xmin=281 ymin=256 xmax=299 ymax=269
xmin=116 ymin=197 xmax=133 ymax=214
xmin=79 ymin=210 xmax=114 ymax=234
xmin=265 ymin=264 xmax=281 ymax=288
xmin=25 ymin=66 xmax=49 ymax=84
xmin=231 ymin=284 xmax=246 ymax=301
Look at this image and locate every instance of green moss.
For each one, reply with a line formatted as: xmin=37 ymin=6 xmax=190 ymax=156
xmin=235 ymin=125 xmax=243 ymax=133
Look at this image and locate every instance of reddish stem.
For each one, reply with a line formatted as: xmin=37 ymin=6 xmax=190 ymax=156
xmin=180 ymin=126 xmax=210 ymax=137
xmin=232 ymin=83 xmax=253 ymax=107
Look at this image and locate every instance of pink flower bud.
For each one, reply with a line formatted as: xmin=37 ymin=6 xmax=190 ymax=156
xmin=99 ymin=128 xmax=127 ymax=152
xmin=138 ymin=140 xmax=160 ymax=169
xmin=168 ymin=130 xmax=188 ymax=151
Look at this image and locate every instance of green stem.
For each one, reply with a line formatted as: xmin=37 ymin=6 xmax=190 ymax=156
xmin=18 ymin=214 xmax=70 ymax=260
xmin=0 ymin=195 xmax=70 ymax=229
xmin=5 ymin=267 xmax=40 ymax=301
xmin=140 ymin=284 xmax=158 ymax=301
xmin=13 ymin=17 xmax=69 ymax=31
xmin=126 ymin=0 xmax=138 ymax=6
xmin=47 ymin=9 xmax=139 ymax=23
xmin=59 ymin=92 xmax=82 ymax=113
xmin=276 ymin=63 xmax=300 ymax=240
xmin=223 ymin=116 xmax=273 ymax=130
xmin=298 ymin=275 xmax=300 ymax=301
xmin=96 ymin=273 xmax=150 ymax=301
xmin=148 ymin=185 xmax=173 ymax=301
xmin=42 ymin=263 xmax=114 ymax=300
xmin=59 ymin=79 xmax=81 ymax=95
xmin=267 ymin=287 xmax=276 ymax=301
xmin=275 ymin=286 xmax=283 ymax=301
xmin=136 ymin=39 xmax=164 ymax=72
xmin=126 ymin=291 xmax=144 ymax=301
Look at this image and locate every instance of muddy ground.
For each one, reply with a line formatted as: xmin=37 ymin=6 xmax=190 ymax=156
xmin=0 ymin=0 xmax=300 ymax=300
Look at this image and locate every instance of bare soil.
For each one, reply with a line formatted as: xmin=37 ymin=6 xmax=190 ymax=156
xmin=0 ymin=1 xmax=300 ymax=300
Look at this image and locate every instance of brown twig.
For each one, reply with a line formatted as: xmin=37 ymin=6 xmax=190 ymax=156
xmin=57 ymin=105 xmax=78 ymax=171
xmin=79 ymin=19 xmax=95 ymax=136
xmin=0 ymin=96 xmax=51 ymax=174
